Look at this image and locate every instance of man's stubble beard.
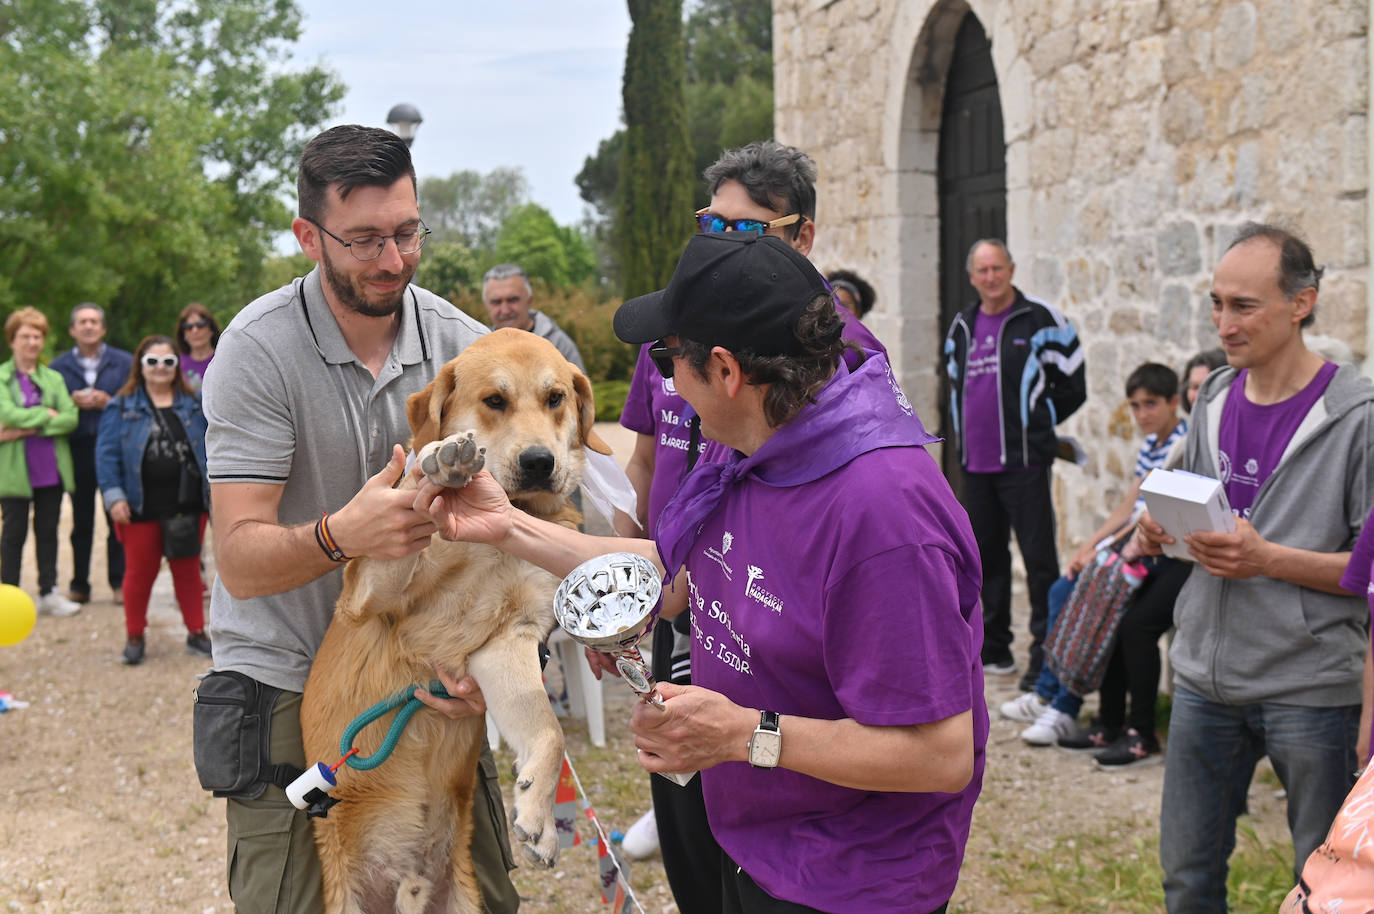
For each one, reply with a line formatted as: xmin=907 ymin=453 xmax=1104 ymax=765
xmin=321 ymin=249 xmax=415 ymax=318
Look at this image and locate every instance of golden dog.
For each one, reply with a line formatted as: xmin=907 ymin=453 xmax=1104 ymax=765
xmin=301 ymin=328 xmax=609 ymax=914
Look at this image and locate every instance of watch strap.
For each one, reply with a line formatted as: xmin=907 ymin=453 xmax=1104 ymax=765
xmin=759 ymin=709 xmax=780 ymax=732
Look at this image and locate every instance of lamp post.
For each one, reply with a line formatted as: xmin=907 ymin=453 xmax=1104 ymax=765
xmin=386 ymin=103 xmax=423 ymax=147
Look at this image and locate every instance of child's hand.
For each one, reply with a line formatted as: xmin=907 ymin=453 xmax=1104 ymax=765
xmin=1067 ymin=542 xmax=1096 ymax=579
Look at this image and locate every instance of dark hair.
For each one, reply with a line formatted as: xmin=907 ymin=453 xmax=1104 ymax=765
xmin=826 ymin=269 xmax=876 ymax=319
xmin=680 ymin=293 xmax=846 ymax=428
xmin=1226 ymin=222 xmax=1323 ymax=328
xmin=118 ymin=334 xmax=194 ymax=398
xmin=1179 ymin=348 xmax=1228 ymax=414
xmin=297 ymin=125 xmax=417 ymax=223
xmin=175 ymin=302 xmax=220 ymax=355
xmin=702 ymin=141 xmax=817 ymax=239
xmin=69 ymin=302 xmax=105 ymax=327
xmin=1125 ymin=362 xmax=1178 ymax=400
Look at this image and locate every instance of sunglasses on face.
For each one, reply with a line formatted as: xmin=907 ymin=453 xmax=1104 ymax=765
xmin=648 ymin=341 xmax=682 ymax=379
xmin=694 ymin=208 xmax=805 ymax=236
xmin=182 ymin=319 xmax=211 ymax=331
xmin=142 ymin=355 xmax=178 ymax=368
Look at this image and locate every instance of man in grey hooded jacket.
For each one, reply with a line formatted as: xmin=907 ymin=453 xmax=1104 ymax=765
xmin=1139 ymin=222 xmax=1374 ymax=913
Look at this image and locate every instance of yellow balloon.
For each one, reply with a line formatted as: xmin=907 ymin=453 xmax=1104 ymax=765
xmin=0 ymin=584 xmax=36 ymax=647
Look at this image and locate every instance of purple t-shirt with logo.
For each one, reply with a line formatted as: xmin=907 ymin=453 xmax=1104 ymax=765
xmin=1339 ymin=503 xmax=1374 ymax=760
xmin=963 ymin=308 xmax=1013 ymax=473
xmin=181 ymin=353 xmax=213 ymax=393
xmin=683 ymin=445 xmax=986 ymax=912
xmin=1217 ymin=362 xmax=1337 ymax=519
xmin=619 ymin=345 xmax=694 ymax=535
xmin=18 ymin=373 xmax=59 ymax=489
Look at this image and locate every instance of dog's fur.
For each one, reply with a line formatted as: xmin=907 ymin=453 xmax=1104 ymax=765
xmin=301 ymin=328 xmax=610 ymax=914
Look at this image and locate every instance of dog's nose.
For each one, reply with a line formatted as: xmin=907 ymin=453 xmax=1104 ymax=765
xmin=518 ymin=447 xmax=556 ymax=481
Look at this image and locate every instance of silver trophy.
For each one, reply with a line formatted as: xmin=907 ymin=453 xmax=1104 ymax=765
xmin=554 ymin=552 xmax=694 ymax=786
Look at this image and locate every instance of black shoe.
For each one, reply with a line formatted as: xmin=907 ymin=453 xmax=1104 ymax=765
xmin=1057 ymin=717 xmax=1122 ymax=752
xmin=122 ymin=637 xmax=146 ymax=665
xmin=1017 ymin=669 xmax=1041 ymax=694
xmin=185 ymin=632 xmax=212 ymax=658
xmin=1094 ymin=728 xmax=1162 ymax=769
xmin=66 ymin=589 xmax=90 ymax=604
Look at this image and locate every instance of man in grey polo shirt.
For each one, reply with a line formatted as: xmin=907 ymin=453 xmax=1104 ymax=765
xmin=482 ymin=262 xmax=586 ymax=371
xmin=201 ymin=125 xmax=518 ymax=913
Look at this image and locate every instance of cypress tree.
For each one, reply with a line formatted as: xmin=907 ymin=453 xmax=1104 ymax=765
xmin=616 ymin=0 xmax=695 ymax=298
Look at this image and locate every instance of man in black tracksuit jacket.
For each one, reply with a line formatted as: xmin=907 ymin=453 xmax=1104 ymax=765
xmin=944 ymin=239 xmax=1086 ymax=690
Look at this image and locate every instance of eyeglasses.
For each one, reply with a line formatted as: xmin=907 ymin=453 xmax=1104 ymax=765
xmin=648 ymin=341 xmax=682 ymax=379
xmin=307 ymin=217 xmax=430 ymax=262
xmin=182 ymin=319 xmax=210 ymax=331
xmin=694 ymin=208 xmax=805 ymax=236
xmin=142 ymin=355 xmax=178 ymax=368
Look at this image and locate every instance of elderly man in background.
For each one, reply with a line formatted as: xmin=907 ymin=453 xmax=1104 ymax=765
xmin=481 ymin=262 xmax=585 ymax=371
xmin=49 ymin=302 xmax=131 ymax=605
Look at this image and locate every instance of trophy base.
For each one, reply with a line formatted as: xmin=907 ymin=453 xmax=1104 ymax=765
xmin=657 ymin=769 xmax=697 ymax=787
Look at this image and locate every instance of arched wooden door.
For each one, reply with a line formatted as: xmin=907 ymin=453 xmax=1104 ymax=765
xmin=937 ymin=11 xmax=1006 ymax=488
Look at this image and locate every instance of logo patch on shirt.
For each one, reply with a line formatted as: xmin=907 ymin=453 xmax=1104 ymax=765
xmin=744 ymin=564 xmax=784 ymax=614
xmin=884 ymin=361 xmax=913 ymax=417
xmin=1244 ymin=458 xmax=1259 ymax=475
xmin=703 ymin=531 xmax=734 ymax=580
xmin=660 ymin=377 xmax=676 ymax=395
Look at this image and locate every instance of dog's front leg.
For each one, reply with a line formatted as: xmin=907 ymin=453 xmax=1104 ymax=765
xmin=467 ymin=631 xmax=564 ymax=868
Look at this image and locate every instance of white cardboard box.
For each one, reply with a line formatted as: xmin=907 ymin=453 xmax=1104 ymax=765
xmin=1138 ymin=469 xmax=1237 ymax=562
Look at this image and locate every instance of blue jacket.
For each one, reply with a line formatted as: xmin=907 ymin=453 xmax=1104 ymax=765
xmin=50 ymin=344 xmax=134 ymax=440
xmin=96 ymin=386 xmax=208 ymax=516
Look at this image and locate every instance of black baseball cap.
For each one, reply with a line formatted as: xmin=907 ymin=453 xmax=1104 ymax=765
xmin=613 ymin=233 xmax=830 ymax=356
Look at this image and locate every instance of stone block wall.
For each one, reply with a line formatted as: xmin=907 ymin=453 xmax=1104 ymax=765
xmin=776 ymin=0 xmax=1369 ymax=552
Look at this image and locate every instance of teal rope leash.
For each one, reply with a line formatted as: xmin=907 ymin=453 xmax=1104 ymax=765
xmin=339 ymin=680 xmax=450 ymax=771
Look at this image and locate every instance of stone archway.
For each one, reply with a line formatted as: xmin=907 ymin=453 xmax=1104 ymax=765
xmin=885 ymin=0 xmax=1008 ymax=478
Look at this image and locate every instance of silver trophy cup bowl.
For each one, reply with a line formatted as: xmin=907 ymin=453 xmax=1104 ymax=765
xmin=554 ymin=552 xmax=694 ymax=786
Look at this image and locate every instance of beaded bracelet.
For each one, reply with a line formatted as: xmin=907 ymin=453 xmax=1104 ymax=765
xmin=315 ymin=512 xmax=351 ymax=563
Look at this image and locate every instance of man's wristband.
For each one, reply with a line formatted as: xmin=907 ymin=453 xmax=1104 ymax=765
xmin=315 ymin=512 xmax=351 ymax=563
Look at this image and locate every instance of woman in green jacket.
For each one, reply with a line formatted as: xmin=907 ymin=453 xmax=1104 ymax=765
xmin=0 ymin=308 xmax=79 ymax=615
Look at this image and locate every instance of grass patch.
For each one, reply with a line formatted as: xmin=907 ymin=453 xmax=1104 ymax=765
xmin=977 ymin=820 xmax=1293 ymax=912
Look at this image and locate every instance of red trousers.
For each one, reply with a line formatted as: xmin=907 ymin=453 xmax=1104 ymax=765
xmin=114 ymin=515 xmax=207 ymax=638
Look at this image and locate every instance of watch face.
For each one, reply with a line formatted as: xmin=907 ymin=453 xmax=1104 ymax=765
xmin=751 ymin=730 xmax=782 ymax=768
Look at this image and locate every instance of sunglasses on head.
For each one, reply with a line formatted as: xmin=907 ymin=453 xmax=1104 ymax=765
xmin=648 ymin=341 xmax=682 ymax=379
xmin=694 ymin=208 xmax=805 ymax=236
xmin=182 ymin=319 xmax=210 ymax=330
xmin=142 ymin=355 xmax=178 ymax=368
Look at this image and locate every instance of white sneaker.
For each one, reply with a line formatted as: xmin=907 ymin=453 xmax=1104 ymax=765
xmin=999 ymin=691 xmax=1049 ymax=723
xmin=620 ymin=808 xmax=659 ymax=860
xmin=37 ymin=591 xmax=80 ymax=617
xmin=1021 ymin=708 xmax=1079 ymax=746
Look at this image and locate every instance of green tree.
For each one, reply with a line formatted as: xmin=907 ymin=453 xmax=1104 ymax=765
xmin=0 ymin=0 xmax=341 ymax=348
xmin=576 ymin=0 xmax=772 ymax=287
xmin=617 ymin=0 xmax=695 ymax=297
xmin=414 ymin=241 xmax=479 ymax=303
xmin=419 ymin=168 xmax=530 ymax=252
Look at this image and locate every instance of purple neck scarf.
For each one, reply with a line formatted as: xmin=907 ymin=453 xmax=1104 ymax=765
xmin=654 ymin=350 xmax=938 ymax=575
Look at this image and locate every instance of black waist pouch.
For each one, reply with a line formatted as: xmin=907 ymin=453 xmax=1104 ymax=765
xmin=192 ymin=670 xmax=284 ymax=800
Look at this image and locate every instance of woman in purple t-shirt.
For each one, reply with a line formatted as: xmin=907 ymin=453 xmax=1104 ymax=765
xmin=175 ymin=302 xmax=219 ymax=394
xmin=0 ymin=308 xmax=80 ymax=616
xmin=1338 ymin=506 xmax=1374 ymax=765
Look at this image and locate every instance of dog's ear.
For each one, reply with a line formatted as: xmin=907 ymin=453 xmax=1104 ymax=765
xmin=407 ymin=361 xmax=459 ymax=452
xmin=573 ymin=367 xmax=612 ymax=455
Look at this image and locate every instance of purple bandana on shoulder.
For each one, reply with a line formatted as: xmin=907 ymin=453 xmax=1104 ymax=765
xmin=654 ymin=350 xmax=937 ymax=575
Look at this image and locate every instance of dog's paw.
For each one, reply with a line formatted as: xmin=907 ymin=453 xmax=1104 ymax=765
xmin=418 ymin=431 xmax=485 ymax=488
xmin=511 ymin=794 xmax=560 ymax=868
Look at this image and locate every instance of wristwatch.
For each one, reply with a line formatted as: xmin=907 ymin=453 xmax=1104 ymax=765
xmin=748 ymin=710 xmax=782 ymax=768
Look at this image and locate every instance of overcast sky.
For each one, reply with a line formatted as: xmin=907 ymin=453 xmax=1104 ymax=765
xmin=288 ymin=0 xmax=631 ymax=228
